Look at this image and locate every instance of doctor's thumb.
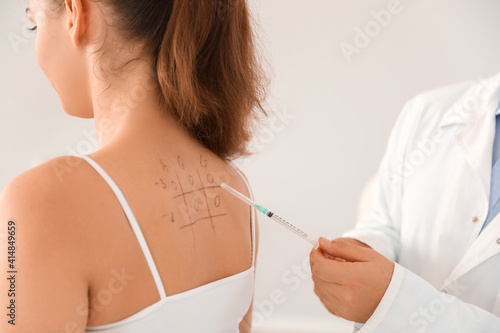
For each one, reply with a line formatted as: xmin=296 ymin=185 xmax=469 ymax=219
xmin=318 ymin=237 xmax=373 ymax=262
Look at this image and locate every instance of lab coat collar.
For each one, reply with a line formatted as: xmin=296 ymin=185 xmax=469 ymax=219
xmin=438 ymin=72 xmax=500 ymax=128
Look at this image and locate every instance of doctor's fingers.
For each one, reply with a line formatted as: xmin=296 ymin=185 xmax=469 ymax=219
xmin=310 ymin=251 xmax=354 ymax=285
xmin=310 ymin=245 xmax=346 ymax=263
xmin=318 ymin=237 xmax=376 ymax=263
xmin=312 ymin=281 xmax=343 ymax=317
xmin=323 ymin=252 xmax=347 ymax=261
xmin=309 ymin=246 xmax=347 ymax=262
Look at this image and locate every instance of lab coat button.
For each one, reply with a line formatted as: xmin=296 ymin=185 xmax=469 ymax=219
xmin=497 ymin=238 xmax=500 ymax=245
xmin=472 ymin=217 xmax=479 ymax=223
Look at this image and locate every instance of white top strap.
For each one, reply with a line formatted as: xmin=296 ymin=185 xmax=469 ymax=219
xmin=74 ymin=154 xmax=167 ymax=299
xmin=229 ymin=165 xmax=257 ymax=267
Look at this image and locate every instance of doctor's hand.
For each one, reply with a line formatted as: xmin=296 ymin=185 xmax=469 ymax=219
xmin=320 ymin=237 xmax=371 ymax=260
xmin=309 ymin=237 xmax=394 ymax=323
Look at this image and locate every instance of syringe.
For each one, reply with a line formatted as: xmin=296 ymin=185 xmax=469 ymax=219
xmin=221 ymin=183 xmax=319 ymax=249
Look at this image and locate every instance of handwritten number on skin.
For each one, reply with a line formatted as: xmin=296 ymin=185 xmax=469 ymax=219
xmin=207 ymin=174 xmax=214 ymax=183
xmin=160 ymin=158 xmax=169 ymax=173
xmin=200 ymin=155 xmax=208 ymax=168
xmin=178 ymin=156 xmax=185 ymax=169
xmin=156 ymin=179 xmax=167 ymax=189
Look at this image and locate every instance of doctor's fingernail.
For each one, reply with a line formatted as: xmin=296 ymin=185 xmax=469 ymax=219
xmin=319 ymin=237 xmax=329 ymax=245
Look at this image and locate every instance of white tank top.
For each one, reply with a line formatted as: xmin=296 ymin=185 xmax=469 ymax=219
xmin=74 ymin=154 xmax=256 ymax=333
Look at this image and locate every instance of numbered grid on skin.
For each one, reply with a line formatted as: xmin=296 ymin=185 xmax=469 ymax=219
xmin=155 ymin=155 xmax=227 ymax=237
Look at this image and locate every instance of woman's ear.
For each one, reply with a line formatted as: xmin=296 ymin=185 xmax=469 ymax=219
xmin=65 ymin=0 xmax=87 ymax=47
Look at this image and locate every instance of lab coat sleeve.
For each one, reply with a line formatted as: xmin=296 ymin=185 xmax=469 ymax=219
xmin=353 ymin=263 xmax=500 ymax=332
xmin=342 ymin=97 xmax=423 ymax=261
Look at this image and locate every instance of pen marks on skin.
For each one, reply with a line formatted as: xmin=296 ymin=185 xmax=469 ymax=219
xmin=160 ymin=158 xmax=169 ymax=173
xmin=155 ymin=179 xmax=167 ymax=189
xmin=207 ymin=173 xmax=214 ymax=184
xmin=161 ymin=212 xmax=176 ymax=223
xmin=178 ymin=156 xmax=185 ymax=169
xmin=155 ymin=155 xmax=226 ymax=239
xmin=200 ymin=154 xmax=208 ymax=168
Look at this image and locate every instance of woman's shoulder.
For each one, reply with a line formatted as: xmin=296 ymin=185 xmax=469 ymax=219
xmin=0 ymin=155 xmax=99 ymax=241
xmin=2 ymin=155 xmax=94 ymax=206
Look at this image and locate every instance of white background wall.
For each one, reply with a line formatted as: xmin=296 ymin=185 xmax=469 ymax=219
xmin=2 ymin=0 xmax=500 ymax=332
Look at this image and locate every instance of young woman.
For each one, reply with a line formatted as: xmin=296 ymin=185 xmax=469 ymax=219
xmin=1 ymin=0 xmax=268 ymax=332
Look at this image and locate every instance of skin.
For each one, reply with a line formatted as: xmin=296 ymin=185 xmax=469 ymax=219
xmin=309 ymin=237 xmax=394 ymax=323
xmin=0 ymin=0 xmax=258 ymax=332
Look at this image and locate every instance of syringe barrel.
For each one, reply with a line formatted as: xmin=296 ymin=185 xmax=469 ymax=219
xmin=268 ymin=212 xmax=312 ymax=241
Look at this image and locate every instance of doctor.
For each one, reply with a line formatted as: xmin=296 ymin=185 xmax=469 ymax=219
xmin=310 ymin=72 xmax=500 ymax=332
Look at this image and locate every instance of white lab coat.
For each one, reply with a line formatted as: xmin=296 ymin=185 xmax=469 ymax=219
xmin=343 ymin=72 xmax=500 ymax=332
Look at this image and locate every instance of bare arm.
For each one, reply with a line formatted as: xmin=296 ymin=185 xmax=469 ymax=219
xmin=0 ymin=163 xmax=90 ymax=332
xmin=239 ymin=210 xmax=259 ymax=333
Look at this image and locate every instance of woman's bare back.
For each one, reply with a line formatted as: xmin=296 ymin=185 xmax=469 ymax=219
xmin=76 ymin=142 xmax=254 ymax=326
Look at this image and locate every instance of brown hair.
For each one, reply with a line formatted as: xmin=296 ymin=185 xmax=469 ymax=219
xmin=52 ymin=0 xmax=268 ymax=160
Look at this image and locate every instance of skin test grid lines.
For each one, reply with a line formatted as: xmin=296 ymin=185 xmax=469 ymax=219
xmin=154 ymin=154 xmax=227 ymax=239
